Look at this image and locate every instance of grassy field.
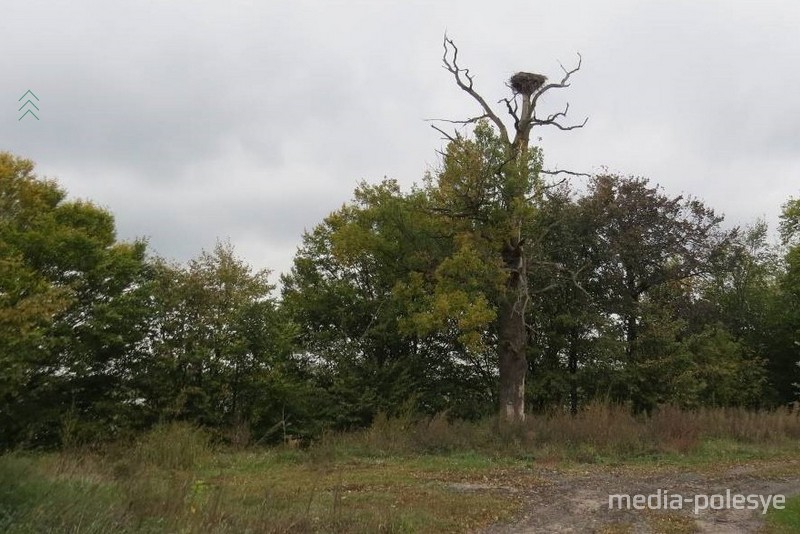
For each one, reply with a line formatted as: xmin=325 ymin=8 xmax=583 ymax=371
xmin=2 ymin=405 xmax=799 ymax=533
xmin=766 ymin=495 xmax=800 ymax=533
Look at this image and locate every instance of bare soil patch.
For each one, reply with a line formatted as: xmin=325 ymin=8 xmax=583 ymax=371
xmin=480 ymin=458 xmax=800 ymax=533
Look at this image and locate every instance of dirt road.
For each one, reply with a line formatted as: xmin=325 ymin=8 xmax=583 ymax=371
xmin=480 ymin=458 xmax=800 ymax=533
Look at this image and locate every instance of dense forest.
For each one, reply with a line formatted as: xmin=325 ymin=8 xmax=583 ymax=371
xmin=2 ymin=132 xmax=799 ymax=449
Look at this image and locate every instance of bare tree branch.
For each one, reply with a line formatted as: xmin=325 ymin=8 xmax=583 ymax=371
xmin=530 ymin=52 xmax=582 ymax=110
xmin=533 ymin=116 xmax=589 ymax=131
xmin=533 ymin=176 xmax=569 ymax=193
xmin=545 ymin=102 xmax=570 ymax=123
xmin=568 ymin=263 xmax=593 ymax=298
xmin=429 ymin=124 xmax=458 ymax=143
xmin=531 ymin=282 xmax=559 ymax=295
xmin=499 ymin=96 xmax=520 ymax=128
xmin=425 ymin=114 xmax=489 ymax=125
xmin=540 ymin=168 xmax=592 ymax=178
xmin=518 ymin=53 xmax=588 ymax=131
xmin=529 ymin=260 xmax=592 ymax=298
xmin=427 ymin=205 xmax=490 ymax=223
xmin=442 ymin=35 xmax=510 ymax=144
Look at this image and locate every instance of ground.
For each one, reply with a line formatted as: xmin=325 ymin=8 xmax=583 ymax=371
xmin=4 ymin=420 xmax=800 ymax=533
xmin=480 ymin=457 xmax=800 ymax=533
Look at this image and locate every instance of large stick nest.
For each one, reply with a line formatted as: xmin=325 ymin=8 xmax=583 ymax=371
xmin=509 ymin=72 xmax=547 ymax=95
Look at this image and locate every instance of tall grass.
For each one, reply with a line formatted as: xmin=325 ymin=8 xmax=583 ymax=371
xmin=0 ymin=454 xmax=128 ymax=533
xmin=316 ymin=403 xmax=800 ymax=460
xmin=131 ymin=422 xmax=212 ymax=470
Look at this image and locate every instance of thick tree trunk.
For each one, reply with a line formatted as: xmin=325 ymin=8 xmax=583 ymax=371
xmin=498 ymin=240 xmax=528 ymax=421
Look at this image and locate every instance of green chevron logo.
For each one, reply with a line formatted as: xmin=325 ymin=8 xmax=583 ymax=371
xmin=18 ymin=90 xmax=39 ymax=121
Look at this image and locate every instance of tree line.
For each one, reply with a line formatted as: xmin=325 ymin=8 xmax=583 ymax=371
xmin=1 ymin=42 xmax=799 ymax=447
xmin=1 ymin=144 xmax=798 ymax=448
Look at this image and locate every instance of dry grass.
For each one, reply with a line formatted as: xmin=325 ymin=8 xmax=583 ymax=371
xmin=318 ymin=403 xmax=800 ymax=462
xmin=644 ymin=511 xmax=699 ymax=533
xmin=2 ymin=406 xmax=799 ymax=533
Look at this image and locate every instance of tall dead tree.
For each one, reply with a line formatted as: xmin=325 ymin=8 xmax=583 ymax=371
xmin=437 ymin=36 xmax=586 ymax=421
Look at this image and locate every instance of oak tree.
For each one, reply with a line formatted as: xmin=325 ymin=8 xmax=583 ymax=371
xmin=427 ymin=37 xmax=586 ymax=421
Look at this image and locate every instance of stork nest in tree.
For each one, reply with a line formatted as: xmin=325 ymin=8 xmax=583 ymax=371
xmin=509 ymin=72 xmax=547 ymax=95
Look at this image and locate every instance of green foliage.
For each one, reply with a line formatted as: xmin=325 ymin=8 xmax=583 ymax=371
xmin=523 ymin=175 xmax=766 ymax=412
xmin=0 ymin=152 xmax=153 ymax=447
xmin=2 ymin=136 xmax=798 ymax=450
xmin=282 ymin=179 xmax=496 ymax=425
xmin=282 ymin=135 xmax=788 ymax=423
xmin=0 ymin=153 xmax=317 ymax=448
xmin=421 ymin=121 xmax=541 ymax=343
xmin=773 ymin=199 xmax=800 ymax=402
xmin=142 ymin=242 xmax=315 ymax=442
xmin=631 ymin=317 xmax=767 ymax=409
xmin=779 ymin=197 xmax=800 ymax=246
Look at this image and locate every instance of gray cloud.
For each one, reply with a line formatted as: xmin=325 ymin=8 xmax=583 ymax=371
xmin=4 ymin=0 xmax=800 ymax=280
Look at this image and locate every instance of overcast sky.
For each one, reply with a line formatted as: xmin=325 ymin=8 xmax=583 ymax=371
xmin=4 ymin=0 xmax=800 ymax=281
